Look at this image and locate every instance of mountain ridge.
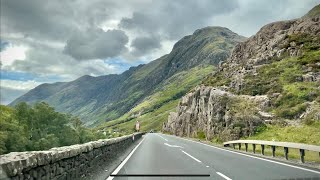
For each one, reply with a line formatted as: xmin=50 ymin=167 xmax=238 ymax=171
xmin=11 ymin=26 xmax=245 ymax=126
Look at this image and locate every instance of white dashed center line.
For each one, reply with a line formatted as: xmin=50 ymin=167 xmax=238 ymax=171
xmin=181 ymin=150 xmax=202 ymax=163
xmin=164 ymin=143 xmax=183 ymax=148
xmin=156 ymin=134 xmax=168 ymax=141
xmin=216 ymin=172 xmax=232 ymax=180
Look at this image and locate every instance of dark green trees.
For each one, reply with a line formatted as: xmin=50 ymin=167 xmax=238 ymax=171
xmin=0 ymin=102 xmax=103 ymax=155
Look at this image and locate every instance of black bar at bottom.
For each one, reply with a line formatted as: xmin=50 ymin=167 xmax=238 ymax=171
xmin=111 ymin=174 xmax=210 ymax=177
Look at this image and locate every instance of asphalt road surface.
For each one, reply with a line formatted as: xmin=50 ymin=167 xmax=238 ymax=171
xmin=107 ymin=133 xmax=320 ymax=180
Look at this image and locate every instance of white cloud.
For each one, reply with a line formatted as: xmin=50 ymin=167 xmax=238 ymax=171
xmin=1 ymin=0 xmax=319 ymax=104
xmin=1 ymin=79 xmax=41 ymax=90
xmin=0 ymin=79 xmax=41 ymax=105
xmin=0 ymin=45 xmax=28 ymax=66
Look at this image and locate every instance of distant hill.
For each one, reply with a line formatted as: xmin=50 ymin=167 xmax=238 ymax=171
xmin=11 ymin=26 xmax=245 ymax=126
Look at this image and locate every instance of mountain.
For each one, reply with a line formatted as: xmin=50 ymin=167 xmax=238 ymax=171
xmin=163 ymin=5 xmax=320 ymax=143
xmin=11 ymin=27 xmax=245 ymax=126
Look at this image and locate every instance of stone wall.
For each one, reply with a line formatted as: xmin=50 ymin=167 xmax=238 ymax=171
xmin=0 ymin=133 xmax=144 ymax=180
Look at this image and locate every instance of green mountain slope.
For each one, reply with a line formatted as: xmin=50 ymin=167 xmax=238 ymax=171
xmin=11 ymin=27 xmax=245 ymax=126
xmin=98 ymin=65 xmax=214 ymax=134
xmin=163 ymin=4 xmax=320 ymax=144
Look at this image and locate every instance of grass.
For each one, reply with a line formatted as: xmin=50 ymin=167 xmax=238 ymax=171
xmin=232 ymin=143 xmax=320 ymax=163
xmin=233 ymin=122 xmax=320 ymax=163
xmin=97 ymin=65 xmax=215 ymax=134
xmin=105 ymin=100 xmax=179 ymax=135
xmin=245 ymin=122 xmax=320 ymax=145
xmin=204 ymin=33 xmax=320 ymax=120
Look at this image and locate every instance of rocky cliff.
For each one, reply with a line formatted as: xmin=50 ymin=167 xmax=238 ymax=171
xmin=163 ymin=5 xmax=320 ymax=141
xmin=163 ymin=86 xmax=270 ymax=141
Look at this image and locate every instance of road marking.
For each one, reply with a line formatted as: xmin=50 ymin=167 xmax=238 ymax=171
xmin=106 ymin=138 xmax=145 ymax=180
xmin=164 ymin=143 xmax=183 ymax=148
xmin=181 ymin=150 xmax=202 ymax=163
xmin=163 ymin=134 xmax=320 ymax=175
xmin=156 ymin=133 xmax=168 ymax=141
xmin=216 ymin=172 xmax=232 ymax=180
xmin=206 ymin=165 xmax=209 ymax=167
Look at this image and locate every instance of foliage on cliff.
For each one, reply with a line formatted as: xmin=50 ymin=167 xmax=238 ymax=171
xmin=204 ymin=33 xmax=320 ymax=120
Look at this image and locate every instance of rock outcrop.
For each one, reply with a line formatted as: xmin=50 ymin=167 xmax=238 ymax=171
xmin=163 ymin=86 xmax=270 ymax=141
xmin=220 ymin=13 xmax=320 ymax=91
xmin=163 ymin=4 xmax=320 ymax=141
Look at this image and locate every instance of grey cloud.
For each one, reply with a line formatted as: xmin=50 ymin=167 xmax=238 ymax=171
xmin=0 ymin=0 xmax=124 ymax=41
xmin=1 ymin=0 xmax=77 ymax=41
xmin=0 ymin=41 xmax=9 ymax=51
xmin=131 ymin=36 xmax=161 ymax=56
xmin=2 ymin=0 xmax=319 ymax=76
xmin=64 ymin=29 xmax=129 ymax=60
xmin=5 ymin=43 xmax=119 ymax=80
xmin=119 ymin=0 xmax=239 ymax=40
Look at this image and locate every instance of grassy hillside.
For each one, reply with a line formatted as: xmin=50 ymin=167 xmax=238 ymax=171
xmin=204 ymin=33 xmax=320 ymax=121
xmin=245 ymin=122 xmax=320 ymax=145
xmin=98 ymin=65 xmax=215 ymax=135
xmin=11 ymin=27 xmax=244 ymax=127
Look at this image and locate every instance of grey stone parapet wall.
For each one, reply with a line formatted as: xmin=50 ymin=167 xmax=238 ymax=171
xmin=0 ymin=133 xmax=144 ymax=180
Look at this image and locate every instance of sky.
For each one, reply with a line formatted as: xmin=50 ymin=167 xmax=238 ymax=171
xmin=0 ymin=0 xmax=319 ymax=105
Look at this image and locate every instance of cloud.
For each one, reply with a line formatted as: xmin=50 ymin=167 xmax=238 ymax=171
xmin=0 ymin=43 xmax=28 ymax=66
xmin=119 ymin=0 xmax=239 ymax=40
xmin=64 ymin=29 xmax=128 ymax=60
xmin=0 ymin=41 xmax=9 ymax=51
xmin=210 ymin=0 xmax=320 ymax=37
xmin=1 ymin=0 xmax=319 ymax=104
xmin=2 ymin=43 xmax=119 ymax=80
xmin=1 ymin=0 xmax=76 ymax=41
xmin=131 ymin=36 xmax=161 ymax=56
xmin=0 ymin=86 xmax=28 ymax=105
xmin=0 ymin=80 xmax=41 ymax=105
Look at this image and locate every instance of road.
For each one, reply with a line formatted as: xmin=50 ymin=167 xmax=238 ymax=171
xmin=107 ymin=133 xmax=320 ymax=180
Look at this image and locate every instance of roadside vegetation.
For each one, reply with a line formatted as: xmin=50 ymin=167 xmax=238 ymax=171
xmin=0 ymin=103 xmax=105 ymax=155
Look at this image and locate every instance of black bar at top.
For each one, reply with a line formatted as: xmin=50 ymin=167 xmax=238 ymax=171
xmin=110 ymin=174 xmax=210 ymax=177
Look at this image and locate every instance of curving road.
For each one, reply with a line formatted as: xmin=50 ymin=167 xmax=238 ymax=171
xmin=107 ymin=133 xmax=320 ymax=180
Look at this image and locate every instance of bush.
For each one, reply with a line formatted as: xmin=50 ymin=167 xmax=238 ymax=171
xmin=275 ymin=103 xmax=307 ymax=119
xmin=197 ymin=131 xmax=206 ymax=140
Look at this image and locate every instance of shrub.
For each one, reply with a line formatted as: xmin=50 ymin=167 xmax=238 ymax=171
xmin=197 ymin=131 xmax=206 ymax=140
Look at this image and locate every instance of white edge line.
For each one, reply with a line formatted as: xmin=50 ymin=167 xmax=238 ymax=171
xmin=217 ymin=172 xmax=232 ymax=180
xmin=163 ymin=134 xmax=320 ymax=175
xmin=156 ymin=133 xmax=168 ymax=141
xmin=106 ymin=138 xmax=145 ymax=180
xmin=181 ymin=150 xmax=202 ymax=163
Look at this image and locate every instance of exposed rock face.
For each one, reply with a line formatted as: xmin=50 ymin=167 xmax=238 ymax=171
xmin=163 ymin=86 xmax=269 ymax=141
xmin=220 ymin=14 xmax=320 ymax=91
xmin=163 ymin=5 xmax=320 ymax=140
